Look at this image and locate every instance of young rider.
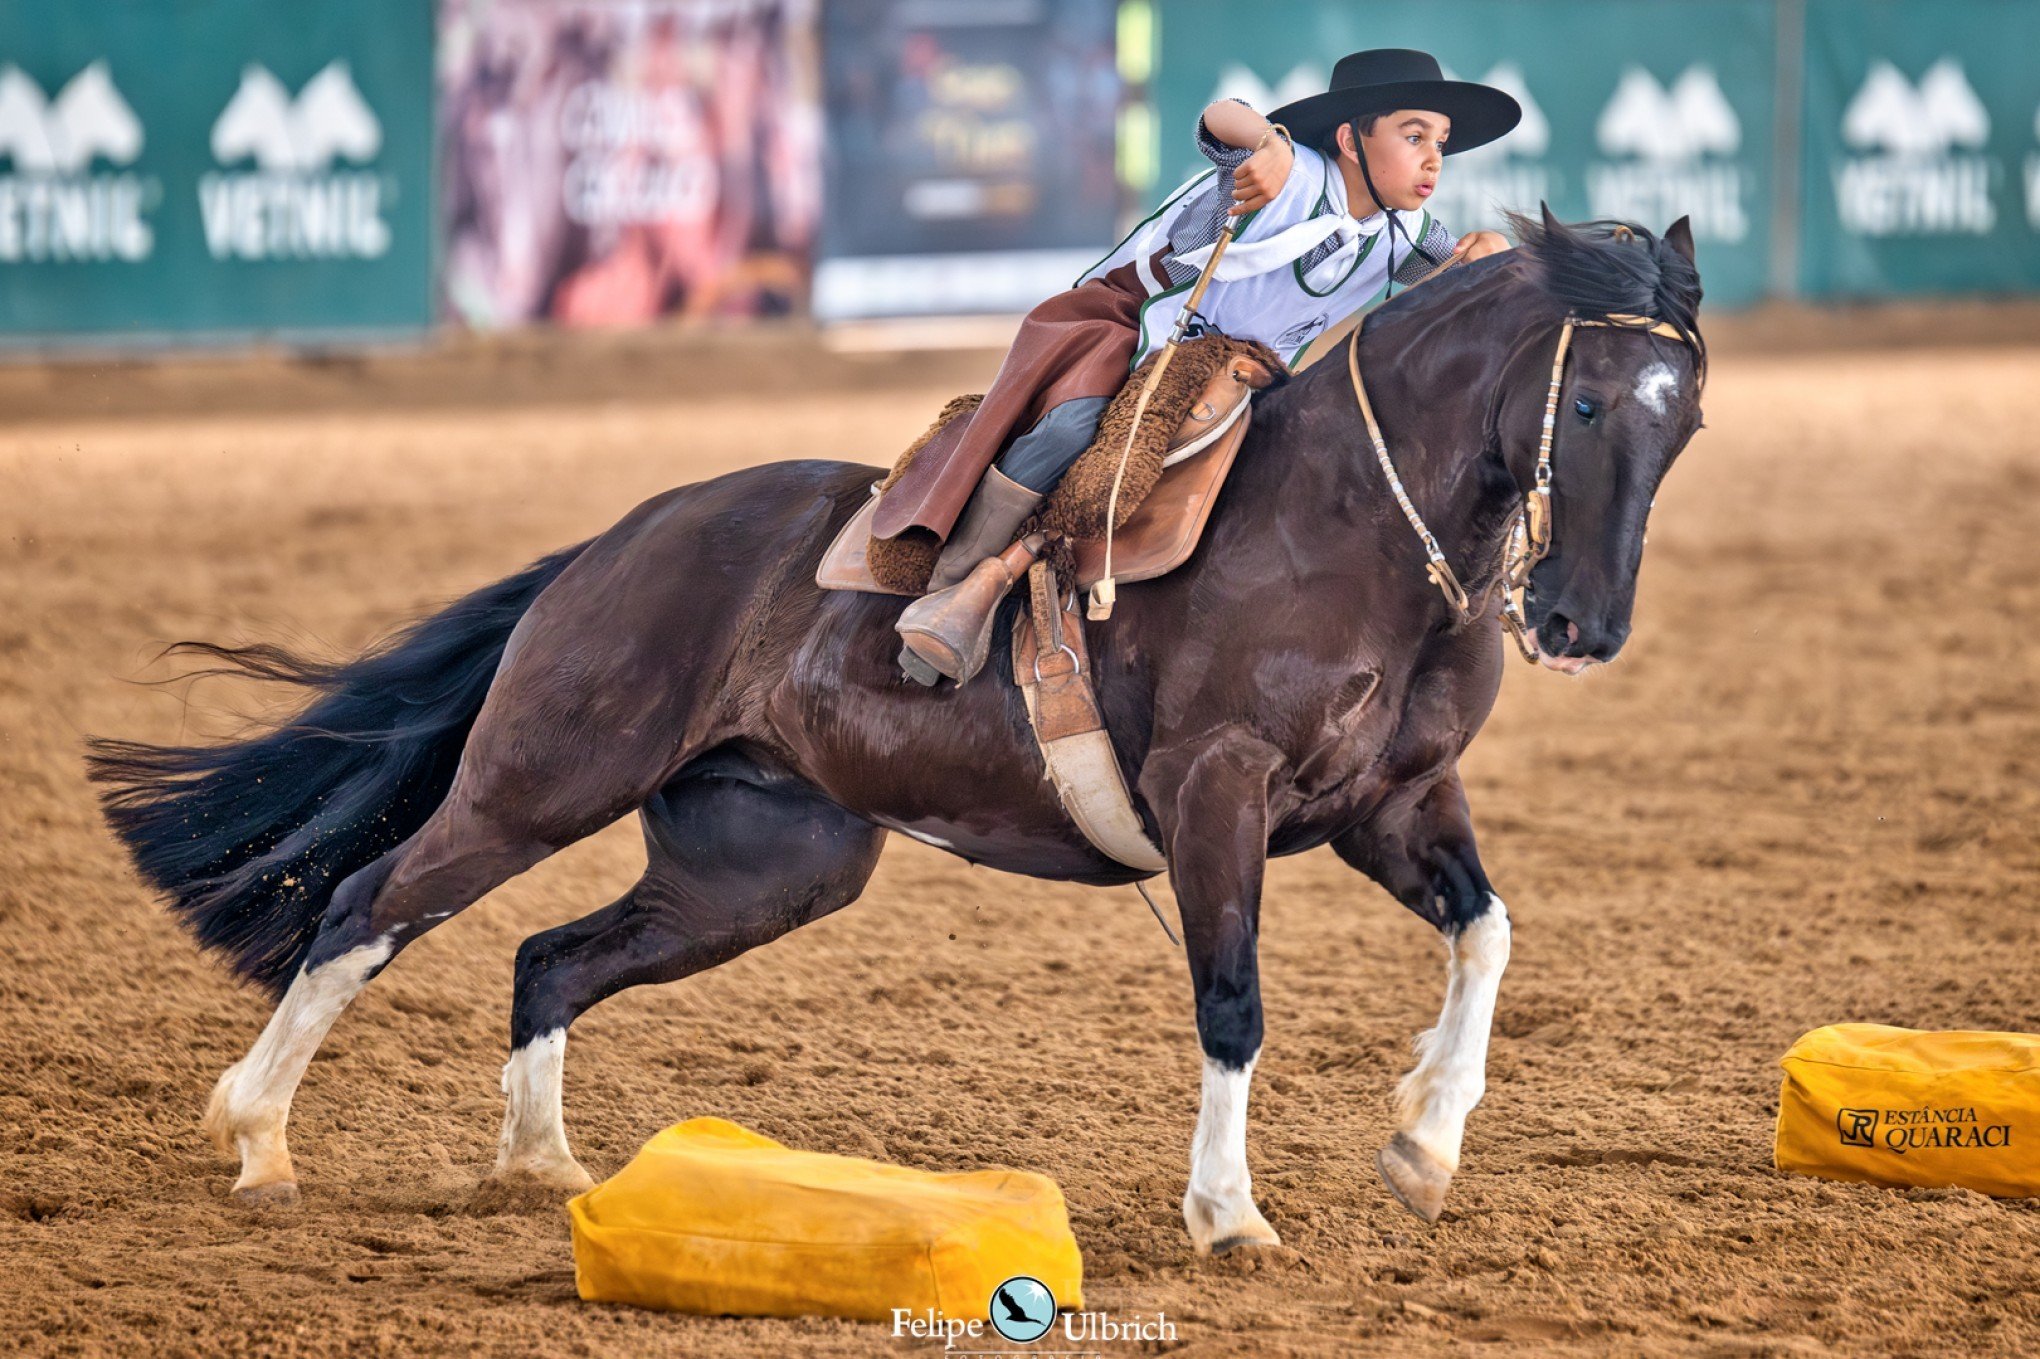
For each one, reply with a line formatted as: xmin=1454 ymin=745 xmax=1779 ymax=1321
xmin=889 ymin=49 xmax=1523 ymax=684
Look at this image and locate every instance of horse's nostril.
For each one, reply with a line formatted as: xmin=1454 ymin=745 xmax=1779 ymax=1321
xmin=1565 ymin=620 xmax=1581 ymax=647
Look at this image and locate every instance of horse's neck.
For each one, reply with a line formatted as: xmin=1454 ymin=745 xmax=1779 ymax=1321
xmin=1245 ymin=287 xmax=1532 ymax=600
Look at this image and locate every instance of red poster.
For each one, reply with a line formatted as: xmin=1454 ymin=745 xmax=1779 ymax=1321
xmin=438 ymin=0 xmax=820 ymax=327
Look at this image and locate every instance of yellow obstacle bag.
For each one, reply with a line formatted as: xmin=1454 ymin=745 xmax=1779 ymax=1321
xmin=567 ymin=1117 xmax=1084 ymax=1320
xmin=1776 ymin=1024 xmax=2040 ymax=1197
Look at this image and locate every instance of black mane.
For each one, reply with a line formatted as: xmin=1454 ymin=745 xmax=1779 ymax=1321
xmin=1358 ymin=210 xmax=1706 ymax=379
xmin=1506 ymin=210 xmax=1706 ymax=375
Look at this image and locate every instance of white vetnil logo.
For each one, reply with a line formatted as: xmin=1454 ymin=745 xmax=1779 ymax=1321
xmin=0 ymin=60 xmax=142 ymax=171
xmin=1431 ymin=62 xmax=1555 ymax=237
xmin=1596 ymin=66 xmax=1740 ymax=163
xmin=0 ymin=60 xmax=154 ymax=262
xmin=1589 ymin=65 xmax=1746 ymax=242
xmin=1842 ymin=58 xmax=1989 ymax=157
xmin=1206 ymin=63 xmax=1329 ymax=121
xmin=1456 ymin=62 xmax=1549 ymax=160
xmin=1832 ymin=55 xmax=1995 ymax=237
xmin=200 ymin=60 xmax=390 ymax=260
xmin=211 ymin=61 xmax=382 ymax=173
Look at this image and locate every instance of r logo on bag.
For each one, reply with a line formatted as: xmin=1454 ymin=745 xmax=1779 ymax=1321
xmin=1838 ymin=1107 xmax=1879 ymax=1147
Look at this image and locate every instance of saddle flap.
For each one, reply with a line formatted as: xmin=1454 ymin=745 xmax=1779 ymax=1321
xmin=816 ymin=484 xmax=915 ymax=596
xmin=816 ymin=405 xmax=1252 ymax=598
xmin=1070 ymin=402 xmax=1250 ymax=589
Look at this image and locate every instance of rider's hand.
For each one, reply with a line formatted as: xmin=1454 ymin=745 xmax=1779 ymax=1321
xmin=1229 ymin=136 xmax=1293 ymax=216
xmin=1449 ymin=230 xmax=1512 ymax=262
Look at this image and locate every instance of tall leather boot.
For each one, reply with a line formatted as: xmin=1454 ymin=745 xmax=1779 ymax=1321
xmin=895 ymin=468 xmax=1044 ymax=685
xmin=897 ymin=534 xmax=1045 ymax=684
xmin=928 ymin=467 xmax=1045 ymax=591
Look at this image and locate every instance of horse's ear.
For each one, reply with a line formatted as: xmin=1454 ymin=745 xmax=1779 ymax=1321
xmin=1664 ymin=216 xmax=1696 ymax=264
xmin=1539 ymin=201 xmax=1562 ymax=237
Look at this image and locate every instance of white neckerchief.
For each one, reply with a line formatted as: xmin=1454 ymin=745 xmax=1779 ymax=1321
xmin=1173 ymin=154 xmax=1407 ymax=284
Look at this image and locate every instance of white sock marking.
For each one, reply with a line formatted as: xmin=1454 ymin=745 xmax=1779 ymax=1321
xmin=497 ymin=1028 xmax=577 ymax=1172
xmin=1397 ymin=900 xmax=1511 ymax=1171
xmin=1185 ymin=1051 xmax=1272 ymax=1245
xmin=216 ymin=936 xmax=391 ymax=1183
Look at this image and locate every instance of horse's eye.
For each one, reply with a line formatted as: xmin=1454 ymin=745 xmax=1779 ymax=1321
xmin=1573 ymin=398 xmax=1598 ymax=423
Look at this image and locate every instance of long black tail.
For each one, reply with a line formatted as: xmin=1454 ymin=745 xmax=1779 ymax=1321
xmin=85 ymin=540 xmax=592 ymax=998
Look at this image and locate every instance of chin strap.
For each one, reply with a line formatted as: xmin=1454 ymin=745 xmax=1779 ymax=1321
xmin=1352 ymin=132 xmax=1448 ymax=295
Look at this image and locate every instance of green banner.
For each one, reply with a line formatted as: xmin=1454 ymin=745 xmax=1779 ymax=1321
xmin=1799 ymin=0 xmax=2040 ymax=297
xmin=0 ymin=0 xmax=432 ymax=342
xmin=1146 ymin=0 xmax=1776 ymax=306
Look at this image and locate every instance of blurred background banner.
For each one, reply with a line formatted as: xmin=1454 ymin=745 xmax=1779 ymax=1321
xmin=1143 ymin=0 xmax=1777 ymax=307
xmin=0 ymin=0 xmax=433 ymax=343
xmin=1798 ymin=0 xmax=2040 ymax=297
xmin=7 ymin=0 xmax=2040 ymax=350
xmin=811 ymin=0 xmax=1123 ymax=320
xmin=438 ymin=0 xmax=821 ymax=328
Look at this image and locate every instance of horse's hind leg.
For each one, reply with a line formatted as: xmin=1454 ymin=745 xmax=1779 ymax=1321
xmin=492 ymin=756 xmax=886 ymax=1188
xmin=202 ymin=802 xmax=569 ymax=1203
xmin=205 ymin=723 xmax=681 ymax=1202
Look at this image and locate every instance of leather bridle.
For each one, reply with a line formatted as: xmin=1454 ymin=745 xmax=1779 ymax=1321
xmin=1346 ymin=310 xmax=1696 ymax=663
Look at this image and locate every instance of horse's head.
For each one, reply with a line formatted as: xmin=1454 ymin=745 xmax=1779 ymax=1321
xmin=1505 ymin=208 xmax=1706 ymax=673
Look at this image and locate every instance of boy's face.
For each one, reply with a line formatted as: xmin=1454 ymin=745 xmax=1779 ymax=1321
xmin=1339 ymin=109 xmax=1449 ymax=213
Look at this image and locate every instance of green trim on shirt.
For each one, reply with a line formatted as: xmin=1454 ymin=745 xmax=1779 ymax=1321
xmin=1134 ymin=275 xmax=1191 ymax=371
xmin=1072 ymin=168 xmax=1215 ymax=287
xmin=1294 ymin=231 xmax=1376 ymax=298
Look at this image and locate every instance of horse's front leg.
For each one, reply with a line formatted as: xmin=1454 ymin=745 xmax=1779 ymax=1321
xmin=1145 ymin=730 xmax=1287 ymax=1255
xmin=1332 ymin=771 xmax=1510 ymax=1224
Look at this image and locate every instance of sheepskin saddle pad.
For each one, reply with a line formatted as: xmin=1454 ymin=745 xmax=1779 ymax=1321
xmin=826 ymin=335 xmax=1287 ymax=597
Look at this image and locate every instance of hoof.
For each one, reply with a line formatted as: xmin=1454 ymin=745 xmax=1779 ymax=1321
xmin=1185 ymin=1192 xmax=1280 ymax=1256
xmin=1210 ymin=1224 xmax=1282 ymax=1255
xmin=231 ymin=1181 xmax=300 ymax=1209
xmin=487 ymin=1160 xmax=595 ymax=1194
xmin=1378 ymin=1133 xmax=1452 ymax=1224
xmin=471 ymin=1163 xmax=594 ymax=1216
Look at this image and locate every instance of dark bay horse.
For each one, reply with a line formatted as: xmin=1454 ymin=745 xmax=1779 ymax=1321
xmin=88 ymin=210 xmax=1705 ymax=1246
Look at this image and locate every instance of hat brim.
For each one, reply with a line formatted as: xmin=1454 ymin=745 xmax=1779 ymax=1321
xmin=1267 ymin=80 xmax=1522 ymax=156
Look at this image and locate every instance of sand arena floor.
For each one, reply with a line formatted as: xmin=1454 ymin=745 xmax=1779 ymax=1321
xmin=1 ymin=339 xmax=2037 ymax=1357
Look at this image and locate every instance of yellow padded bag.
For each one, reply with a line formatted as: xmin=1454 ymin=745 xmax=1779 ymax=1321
xmin=1776 ymin=1024 xmax=2040 ymax=1197
xmin=567 ymin=1117 xmax=1084 ymax=1320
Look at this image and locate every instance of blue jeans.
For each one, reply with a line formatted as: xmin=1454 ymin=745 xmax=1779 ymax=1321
xmin=993 ymin=395 xmax=1112 ymax=494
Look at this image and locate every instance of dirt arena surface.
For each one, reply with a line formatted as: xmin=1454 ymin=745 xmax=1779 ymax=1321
xmin=3 ymin=339 xmax=2037 ymax=1357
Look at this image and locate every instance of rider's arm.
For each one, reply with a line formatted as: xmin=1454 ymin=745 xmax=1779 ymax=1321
xmin=1163 ymin=101 xmax=1307 ymax=286
xmin=1392 ymin=223 xmax=1512 ymax=288
xmin=1199 ymin=99 xmax=1294 ymax=216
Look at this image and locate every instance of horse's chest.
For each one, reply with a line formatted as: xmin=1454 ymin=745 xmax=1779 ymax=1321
xmin=1281 ymin=661 xmax=1476 ymax=820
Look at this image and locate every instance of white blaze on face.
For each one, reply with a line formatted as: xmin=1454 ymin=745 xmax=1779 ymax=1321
xmin=1633 ymin=361 xmax=1679 ymax=416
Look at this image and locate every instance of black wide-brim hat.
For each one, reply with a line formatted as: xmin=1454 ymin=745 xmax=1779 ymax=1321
xmin=1267 ymin=48 xmax=1521 ymax=155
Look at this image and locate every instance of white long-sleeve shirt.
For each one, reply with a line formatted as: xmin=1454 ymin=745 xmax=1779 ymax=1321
xmin=1077 ymin=105 xmax=1457 ymax=369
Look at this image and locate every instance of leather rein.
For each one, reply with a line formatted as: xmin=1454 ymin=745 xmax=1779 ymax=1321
xmin=1345 ymin=309 xmax=1693 ymax=663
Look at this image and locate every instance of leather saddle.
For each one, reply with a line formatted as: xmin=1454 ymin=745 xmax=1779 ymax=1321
xmin=817 ymin=353 xmax=1268 ymax=596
